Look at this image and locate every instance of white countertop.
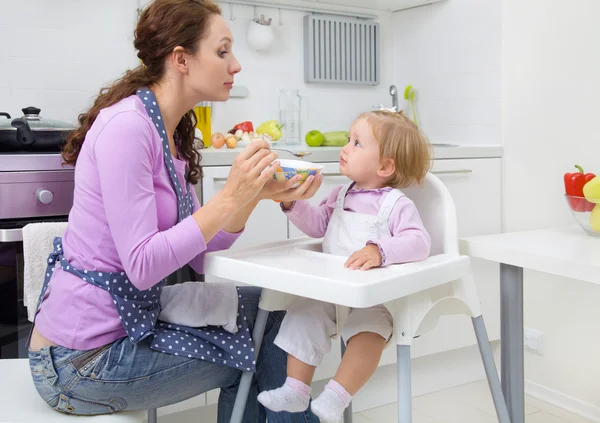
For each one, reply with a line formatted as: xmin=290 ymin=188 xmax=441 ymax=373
xmin=200 ymin=144 xmax=503 ymax=166
xmin=460 ymin=226 xmax=600 ymax=285
xmin=0 ymin=144 xmax=502 ymax=172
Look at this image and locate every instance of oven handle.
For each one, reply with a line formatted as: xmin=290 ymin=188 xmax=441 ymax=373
xmin=0 ymin=228 xmax=23 ymax=242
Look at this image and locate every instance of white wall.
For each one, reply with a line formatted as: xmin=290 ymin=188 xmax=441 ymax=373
xmin=0 ymin=0 xmax=140 ymax=124
xmin=503 ymin=0 xmax=600 ymax=417
xmin=394 ymin=0 xmax=600 ymax=417
xmin=0 ymin=0 xmax=393 ymax=141
xmin=391 ymin=0 xmax=501 ymax=146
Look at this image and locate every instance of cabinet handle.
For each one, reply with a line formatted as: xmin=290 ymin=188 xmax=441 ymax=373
xmin=431 ymin=169 xmax=472 ymax=175
xmin=213 ymin=177 xmax=229 ymax=183
xmin=0 ymin=228 xmax=23 ymax=242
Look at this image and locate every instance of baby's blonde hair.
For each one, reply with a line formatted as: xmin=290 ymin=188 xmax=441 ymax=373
xmin=358 ymin=110 xmax=431 ymax=189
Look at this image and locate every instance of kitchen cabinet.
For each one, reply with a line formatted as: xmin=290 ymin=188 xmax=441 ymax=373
xmin=200 ymin=156 xmax=502 ymax=403
xmin=315 ymin=0 xmax=445 ymax=12
xmin=201 ymin=166 xmax=289 ymax=249
xmin=220 ymin=0 xmax=445 ymax=14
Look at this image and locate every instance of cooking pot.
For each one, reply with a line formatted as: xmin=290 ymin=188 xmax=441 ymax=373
xmin=0 ymin=107 xmax=75 ymax=152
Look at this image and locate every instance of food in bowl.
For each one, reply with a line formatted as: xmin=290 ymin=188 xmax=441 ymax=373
xmin=565 ymin=194 xmax=600 ymax=236
xmin=273 ymin=159 xmax=324 ymax=188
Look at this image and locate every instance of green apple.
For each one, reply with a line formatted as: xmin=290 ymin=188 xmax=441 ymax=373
xmin=305 ymin=130 xmax=324 ymax=147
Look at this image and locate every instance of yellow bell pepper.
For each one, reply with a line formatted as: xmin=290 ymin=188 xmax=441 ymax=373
xmin=583 ymin=176 xmax=600 ymax=203
xmin=256 ymin=120 xmax=284 ymax=141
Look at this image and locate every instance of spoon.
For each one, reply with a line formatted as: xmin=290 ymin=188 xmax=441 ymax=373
xmin=270 ymin=148 xmax=313 ymax=159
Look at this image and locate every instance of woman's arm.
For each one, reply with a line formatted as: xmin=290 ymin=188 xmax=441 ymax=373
xmin=187 ymin=190 xmax=258 ymax=274
xmin=94 ymin=112 xmax=276 ymax=290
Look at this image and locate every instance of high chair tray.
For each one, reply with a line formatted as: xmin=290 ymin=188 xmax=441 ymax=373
xmin=204 ymin=237 xmax=471 ymax=308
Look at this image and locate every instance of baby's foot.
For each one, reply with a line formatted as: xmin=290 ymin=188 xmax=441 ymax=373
xmin=311 ymin=380 xmax=352 ymax=423
xmin=258 ymin=377 xmax=311 ymax=413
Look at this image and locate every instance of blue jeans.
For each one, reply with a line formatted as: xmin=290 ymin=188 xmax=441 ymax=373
xmin=29 ymin=287 xmax=318 ymax=422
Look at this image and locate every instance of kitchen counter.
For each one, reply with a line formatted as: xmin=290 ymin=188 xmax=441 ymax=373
xmin=2 ymin=144 xmax=502 ymax=172
xmin=199 ymin=144 xmax=503 ymax=166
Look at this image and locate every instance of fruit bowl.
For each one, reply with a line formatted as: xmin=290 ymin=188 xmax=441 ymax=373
xmin=273 ymin=159 xmax=324 ymax=188
xmin=565 ymin=195 xmax=600 ymax=236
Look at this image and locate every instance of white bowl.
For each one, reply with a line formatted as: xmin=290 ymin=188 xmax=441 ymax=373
xmin=273 ymin=159 xmax=324 ymax=188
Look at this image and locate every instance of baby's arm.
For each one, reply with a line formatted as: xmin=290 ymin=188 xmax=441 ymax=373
xmin=281 ymin=185 xmax=343 ymax=238
xmin=369 ymin=196 xmax=431 ymax=266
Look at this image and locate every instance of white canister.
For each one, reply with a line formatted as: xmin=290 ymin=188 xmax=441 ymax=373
xmin=246 ymin=20 xmax=275 ymax=51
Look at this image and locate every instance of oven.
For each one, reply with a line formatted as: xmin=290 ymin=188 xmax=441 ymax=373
xmin=0 ymin=154 xmax=74 ymax=358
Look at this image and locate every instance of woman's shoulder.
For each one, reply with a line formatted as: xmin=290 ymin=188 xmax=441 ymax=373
xmin=85 ymin=95 xmax=159 ymax=160
xmin=95 ymin=95 xmax=151 ymax=130
xmin=87 ymin=96 xmax=155 ymax=145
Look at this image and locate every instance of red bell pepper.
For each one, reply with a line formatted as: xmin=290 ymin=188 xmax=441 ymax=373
xmin=564 ymin=165 xmax=595 ymax=211
xmin=233 ymin=121 xmax=254 ymax=133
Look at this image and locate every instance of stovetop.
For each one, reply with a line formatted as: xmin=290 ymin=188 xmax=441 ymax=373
xmin=0 ymin=153 xmax=72 ymax=172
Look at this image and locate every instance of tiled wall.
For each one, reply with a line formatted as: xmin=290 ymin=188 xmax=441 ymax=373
xmin=391 ymin=0 xmax=502 ymax=145
xmin=0 ymin=1 xmax=394 ymax=140
xmin=0 ymin=0 xmax=140 ymax=124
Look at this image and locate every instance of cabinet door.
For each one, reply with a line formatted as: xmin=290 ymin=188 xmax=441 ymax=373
xmin=379 ymin=158 xmax=502 ymax=366
xmin=201 ymin=166 xmax=289 ymax=249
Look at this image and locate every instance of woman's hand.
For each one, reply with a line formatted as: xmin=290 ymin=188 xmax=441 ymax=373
xmin=219 ymin=140 xmax=280 ymax=208
xmin=259 ymin=173 xmax=323 ymax=202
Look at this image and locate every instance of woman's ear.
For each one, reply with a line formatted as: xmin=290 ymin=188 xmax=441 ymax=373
xmin=171 ymin=46 xmax=189 ymax=74
xmin=377 ymin=158 xmax=396 ymax=179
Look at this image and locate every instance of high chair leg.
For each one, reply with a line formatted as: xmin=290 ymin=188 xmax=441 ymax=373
xmin=230 ymin=308 xmax=269 ymax=423
xmin=397 ymin=345 xmax=412 ymax=423
xmin=341 ymin=339 xmax=353 ymax=423
xmin=472 ymin=316 xmax=511 ymax=423
xmin=148 ymin=408 xmax=157 ymax=423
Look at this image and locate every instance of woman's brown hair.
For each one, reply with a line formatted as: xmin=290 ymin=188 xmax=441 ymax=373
xmin=359 ymin=110 xmax=432 ymax=189
xmin=62 ymin=0 xmax=221 ymax=184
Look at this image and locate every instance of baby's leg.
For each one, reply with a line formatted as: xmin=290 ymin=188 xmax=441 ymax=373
xmin=258 ymin=298 xmax=337 ymax=413
xmin=312 ymin=304 xmax=392 ymax=422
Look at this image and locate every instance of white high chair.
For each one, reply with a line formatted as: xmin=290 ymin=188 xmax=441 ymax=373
xmin=204 ymin=173 xmax=510 ymax=423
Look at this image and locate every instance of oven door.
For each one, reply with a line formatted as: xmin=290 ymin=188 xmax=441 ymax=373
xmin=0 ymin=217 xmax=67 ymax=358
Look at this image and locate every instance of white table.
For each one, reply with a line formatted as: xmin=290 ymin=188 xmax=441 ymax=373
xmin=459 ymin=226 xmax=600 ymax=423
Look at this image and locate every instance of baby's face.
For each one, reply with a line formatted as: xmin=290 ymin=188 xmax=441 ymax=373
xmin=339 ymin=118 xmax=382 ymax=186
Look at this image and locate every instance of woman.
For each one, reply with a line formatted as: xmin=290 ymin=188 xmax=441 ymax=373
xmin=27 ymin=0 xmax=322 ymax=421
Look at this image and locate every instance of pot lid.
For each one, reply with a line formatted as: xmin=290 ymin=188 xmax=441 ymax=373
xmin=0 ymin=107 xmax=75 ymax=131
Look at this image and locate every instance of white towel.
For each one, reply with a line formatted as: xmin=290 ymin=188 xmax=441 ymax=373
xmin=22 ymin=222 xmax=68 ymax=322
xmin=159 ymin=281 xmax=239 ymax=334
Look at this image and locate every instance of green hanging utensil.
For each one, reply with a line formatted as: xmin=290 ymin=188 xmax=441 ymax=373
xmin=403 ymin=85 xmax=418 ymax=127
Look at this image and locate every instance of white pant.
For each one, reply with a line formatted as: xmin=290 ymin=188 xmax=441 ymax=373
xmin=274 ymin=298 xmax=393 ymax=366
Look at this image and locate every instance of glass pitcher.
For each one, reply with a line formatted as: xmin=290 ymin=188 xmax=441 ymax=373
xmin=278 ymin=89 xmax=301 ymax=146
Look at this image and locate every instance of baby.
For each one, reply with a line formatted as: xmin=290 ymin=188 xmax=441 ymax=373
xmin=257 ymin=110 xmax=432 ymax=422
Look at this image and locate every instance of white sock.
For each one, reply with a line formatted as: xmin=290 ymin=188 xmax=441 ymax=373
xmin=311 ymin=380 xmax=352 ymax=423
xmin=257 ymin=377 xmax=311 ymax=413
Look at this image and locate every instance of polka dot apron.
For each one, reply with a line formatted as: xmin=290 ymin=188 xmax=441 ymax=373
xmin=31 ymin=88 xmax=256 ymax=372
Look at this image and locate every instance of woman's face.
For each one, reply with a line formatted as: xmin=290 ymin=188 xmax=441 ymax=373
xmin=186 ymin=14 xmax=241 ymax=102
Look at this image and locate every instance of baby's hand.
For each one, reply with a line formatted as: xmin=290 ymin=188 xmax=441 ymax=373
xmin=345 ymin=244 xmax=382 ymax=271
